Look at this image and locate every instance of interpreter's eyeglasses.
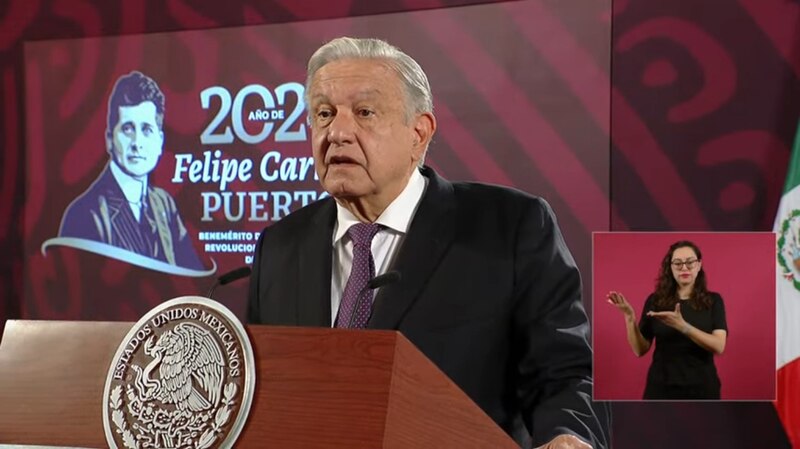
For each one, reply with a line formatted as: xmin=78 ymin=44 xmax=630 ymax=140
xmin=671 ymin=259 xmax=699 ymax=269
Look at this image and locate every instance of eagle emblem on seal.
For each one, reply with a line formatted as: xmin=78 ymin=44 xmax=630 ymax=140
xmin=103 ymin=297 xmax=254 ymax=449
xmin=132 ymin=322 xmax=225 ymax=413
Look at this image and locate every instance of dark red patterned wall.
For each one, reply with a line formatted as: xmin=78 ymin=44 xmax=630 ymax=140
xmin=1 ymin=1 xmax=797 ymax=448
xmin=611 ymin=0 xmax=798 ymax=232
xmin=611 ymin=0 xmax=797 ymax=447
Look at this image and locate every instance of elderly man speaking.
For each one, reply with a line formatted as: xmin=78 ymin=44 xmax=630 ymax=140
xmin=248 ymin=37 xmax=610 ymax=449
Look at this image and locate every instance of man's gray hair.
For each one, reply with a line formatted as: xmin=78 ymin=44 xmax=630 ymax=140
xmin=305 ymin=37 xmax=434 ymax=120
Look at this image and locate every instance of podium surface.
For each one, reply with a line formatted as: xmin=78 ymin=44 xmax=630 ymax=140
xmin=0 ymin=320 xmax=517 ymax=448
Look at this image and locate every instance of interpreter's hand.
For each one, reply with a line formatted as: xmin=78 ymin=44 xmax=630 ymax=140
xmin=647 ymin=303 xmax=688 ymax=332
xmin=606 ymin=291 xmax=635 ymax=320
xmin=535 ymin=434 xmax=592 ymax=449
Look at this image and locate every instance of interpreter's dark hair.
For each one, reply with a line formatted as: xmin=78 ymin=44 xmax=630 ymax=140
xmin=106 ymin=71 xmax=165 ymax=136
xmin=653 ymin=240 xmax=711 ymax=311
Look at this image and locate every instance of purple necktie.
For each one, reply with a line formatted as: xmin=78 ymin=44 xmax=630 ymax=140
xmin=336 ymin=222 xmax=381 ymax=328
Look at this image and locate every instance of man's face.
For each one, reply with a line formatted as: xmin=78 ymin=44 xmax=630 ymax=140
xmin=308 ymin=58 xmax=432 ymax=202
xmin=108 ymin=101 xmax=163 ymax=179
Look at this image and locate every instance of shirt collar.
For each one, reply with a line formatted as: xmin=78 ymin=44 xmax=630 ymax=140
xmin=333 ymin=168 xmax=427 ymax=245
xmin=109 ymin=160 xmax=148 ymax=203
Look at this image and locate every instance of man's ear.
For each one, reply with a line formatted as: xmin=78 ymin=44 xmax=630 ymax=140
xmin=156 ymin=130 xmax=165 ymax=156
xmin=105 ymin=131 xmax=113 ymax=155
xmin=157 ymin=114 xmax=165 ymax=142
xmin=411 ymin=112 xmax=436 ymax=161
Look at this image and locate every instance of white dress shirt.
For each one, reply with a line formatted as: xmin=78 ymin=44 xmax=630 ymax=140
xmin=109 ymin=161 xmax=148 ymax=222
xmin=330 ymin=168 xmax=428 ymax=326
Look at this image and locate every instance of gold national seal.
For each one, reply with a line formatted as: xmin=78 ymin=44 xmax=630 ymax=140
xmin=102 ymin=296 xmax=255 ymax=449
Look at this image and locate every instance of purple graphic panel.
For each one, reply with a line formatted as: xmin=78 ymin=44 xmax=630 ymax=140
xmin=21 ymin=1 xmax=610 ymax=323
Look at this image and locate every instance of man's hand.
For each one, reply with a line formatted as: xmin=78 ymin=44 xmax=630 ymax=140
xmin=536 ymin=434 xmax=592 ymax=449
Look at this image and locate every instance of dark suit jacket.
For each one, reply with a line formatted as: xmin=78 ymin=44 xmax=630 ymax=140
xmin=248 ymin=166 xmax=609 ymax=448
xmin=59 ymin=164 xmax=203 ymax=270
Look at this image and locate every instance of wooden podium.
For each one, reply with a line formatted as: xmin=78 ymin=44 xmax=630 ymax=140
xmin=0 ymin=320 xmax=518 ymax=448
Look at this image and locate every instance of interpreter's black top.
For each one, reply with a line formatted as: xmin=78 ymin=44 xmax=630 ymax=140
xmin=639 ymin=292 xmax=727 ymax=399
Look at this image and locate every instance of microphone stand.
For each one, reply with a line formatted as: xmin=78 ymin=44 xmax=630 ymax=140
xmin=345 ymin=271 xmax=401 ymax=328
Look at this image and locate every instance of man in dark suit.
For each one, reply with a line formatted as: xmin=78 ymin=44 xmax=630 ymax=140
xmin=248 ymin=37 xmax=609 ymax=449
xmin=59 ymin=71 xmax=203 ymax=271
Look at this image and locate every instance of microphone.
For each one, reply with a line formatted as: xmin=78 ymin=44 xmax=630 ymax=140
xmin=368 ymin=270 xmax=401 ymax=289
xmin=207 ymin=266 xmax=252 ymax=299
xmin=347 ymin=270 xmax=402 ymax=328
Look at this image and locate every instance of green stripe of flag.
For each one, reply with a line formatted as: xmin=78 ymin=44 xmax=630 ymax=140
xmin=784 ymin=119 xmax=800 ymax=193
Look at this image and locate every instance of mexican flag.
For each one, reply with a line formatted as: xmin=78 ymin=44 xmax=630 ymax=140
xmin=775 ymin=120 xmax=800 ymax=447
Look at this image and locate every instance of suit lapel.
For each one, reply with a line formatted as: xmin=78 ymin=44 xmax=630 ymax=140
xmin=369 ymin=167 xmax=456 ymax=330
xmin=147 ymin=188 xmax=176 ymax=265
xmin=296 ymin=199 xmax=336 ymax=327
xmin=99 ymin=167 xmax=125 ymax=223
xmin=100 ymin=172 xmax=130 ymax=247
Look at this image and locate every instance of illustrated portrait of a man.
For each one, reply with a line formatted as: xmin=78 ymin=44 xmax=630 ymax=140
xmin=57 ymin=71 xmax=204 ymax=272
